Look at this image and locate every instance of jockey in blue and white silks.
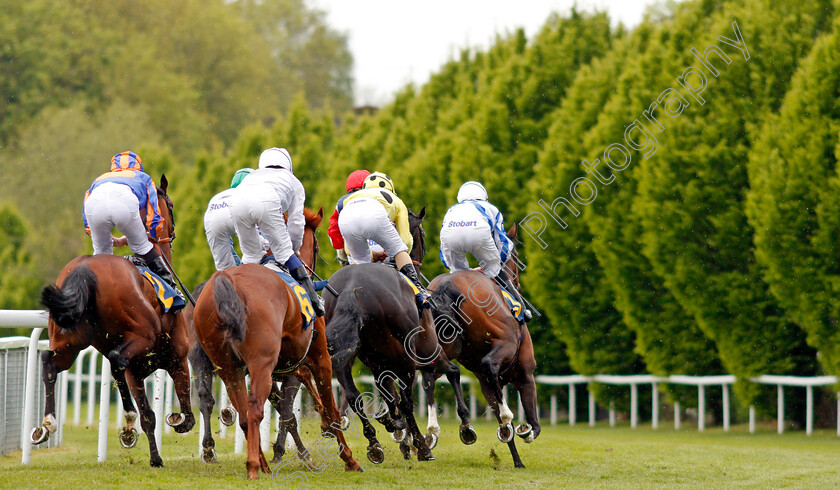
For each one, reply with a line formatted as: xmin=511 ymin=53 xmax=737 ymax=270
xmin=439 ymin=181 xmax=531 ymax=322
xmin=203 ymin=168 xmax=271 ymax=271
xmin=230 ymin=147 xmax=324 ymax=316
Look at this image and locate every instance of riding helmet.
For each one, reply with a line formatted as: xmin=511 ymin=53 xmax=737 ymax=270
xmin=258 ymin=147 xmax=293 ymax=172
xmin=457 ymin=181 xmax=488 ymax=202
xmin=230 ymin=168 xmax=254 ymax=188
xmin=364 ymin=172 xmax=395 ymax=193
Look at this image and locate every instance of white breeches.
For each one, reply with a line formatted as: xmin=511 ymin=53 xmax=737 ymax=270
xmin=204 ymin=208 xmax=238 ymax=271
xmin=84 ymin=182 xmax=153 ymax=256
xmin=338 ymin=198 xmax=407 ymax=263
xmin=440 ymin=219 xmax=501 ymax=277
xmin=230 ymin=186 xmax=294 ymax=264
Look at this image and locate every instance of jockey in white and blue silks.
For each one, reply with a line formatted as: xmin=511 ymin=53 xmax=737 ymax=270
xmin=203 ymin=168 xmax=271 ymax=271
xmin=439 ymin=181 xmax=532 ymax=322
xmin=230 ymin=147 xmax=325 ymax=316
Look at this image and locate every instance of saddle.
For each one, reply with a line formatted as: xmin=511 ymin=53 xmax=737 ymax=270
xmin=125 ymin=255 xmax=186 ymax=314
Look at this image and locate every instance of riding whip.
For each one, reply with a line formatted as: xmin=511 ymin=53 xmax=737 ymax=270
xmin=304 ymin=264 xmax=339 ymax=297
xmin=154 ymin=243 xmax=196 ymax=306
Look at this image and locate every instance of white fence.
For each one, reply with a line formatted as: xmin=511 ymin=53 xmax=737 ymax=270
xmin=4 ymin=309 xmax=840 ymax=467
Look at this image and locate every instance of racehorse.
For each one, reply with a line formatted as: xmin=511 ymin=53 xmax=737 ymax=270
xmin=321 ymin=208 xmax=470 ymax=464
xmin=192 ymin=217 xmax=361 ymax=479
xmin=34 ymin=175 xmax=195 ymax=467
xmin=424 ymin=222 xmax=540 ymax=468
xmin=186 ymin=207 xmax=325 ymax=465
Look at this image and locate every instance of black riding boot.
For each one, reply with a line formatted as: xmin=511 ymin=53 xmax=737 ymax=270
xmin=399 ymin=264 xmax=430 ymax=309
xmin=494 ymin=269 xmax=532 ymax=323
xmin=139 ymin=249 xmax=184 ymax=300
xmin=290 ymin=265 xmax=325 ymax=317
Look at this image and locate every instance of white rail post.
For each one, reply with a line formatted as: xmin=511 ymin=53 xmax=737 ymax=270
xmin=260 ymin=400 xmax=271 ymax=452
xmin=198 ymin=411 xmax=205 ymax=458
xmin=97 ymin=356 xmax=112 ymax=462
xmin=164 ymin=374 xmax=174 ymax=434
xmin=722 ymin=383 xmax=730 ymax=432
xmin=698 ymin=385 xmax=705 ymax=432
xmin=21 ymin=327 xmax=44 ymax=465
xmin=806 ymin=385 xmax=813 ymax=436
xmin=588 ymin=389 xmax=595 ymax=427
xmin=87 ymin=352 xmax=97 ymax=426
xmin=517 ymin=392 xmax=524 ymax=423
xmin=777 ymin=384 xmax=784 ymax=434
xmin=58 ymin=371 xmax=68 ymax=445
xmin=651 ymin=382 xmax=659 ymax=430
xmin=73 ymin=349 xmax=87 ymax=425
xmin=630 ymin=383 xmax=638 ymax=429
xmin=608 ymin=401 xmax=615 ymax=427
xmin=234 ymin=411 xmax=244 ymax=454
xmin=550 ymin=394 xmax=557 ymax=426
xmin=568 ymin=383 xmax=576 ymax=426
xmin=152 ymin=370 xmax=164 ymax=450
xmin=749 ymin=405 xmax=756 ymax=433
xmin=469 ymin=382 xmax=477 ymax=420
xmin=674 ymin=401 xmax=680 ymax=430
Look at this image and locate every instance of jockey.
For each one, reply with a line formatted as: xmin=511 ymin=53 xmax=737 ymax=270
xmin=328 ymin=169 xmax=370 ymax=266
xmin=439 ymin=181 xmax=532 ymax=322
xmin=338 ymin=172 xmax=430 ymax=306
xmin=230 ymin=147 xmax=325 ymax=316
xmin=204 ymin=168 xmax=271 ymax=271
xmin=83 ymin=151 xmax=178 ymax=290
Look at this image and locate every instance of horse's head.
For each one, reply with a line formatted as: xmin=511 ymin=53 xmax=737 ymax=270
xmin=408 ymin=207 xmax=426 ymax=271
xmin=503 ymin=221 xmax=522 ymax=288
xmin=156 ymin=174 xmax=176 ymax=262
xmin=300 ymin=207 xmax=323 ymax=272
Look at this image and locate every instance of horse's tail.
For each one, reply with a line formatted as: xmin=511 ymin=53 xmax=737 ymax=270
xmin=429 ymin=278 xmax=466 ymax=328
xmin=41 ymin=264 xmax=97 ymax=331
xmin=325 ymin=288 xmax=363 ymax=368
xmin=213 ymin=273 xmax=247 ymax=344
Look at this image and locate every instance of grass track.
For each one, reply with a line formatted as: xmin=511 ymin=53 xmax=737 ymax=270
xmin=2 ymin=418 xmax=838 ymax=488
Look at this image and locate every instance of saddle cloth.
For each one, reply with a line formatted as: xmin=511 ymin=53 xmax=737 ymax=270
xmin=269 ymin=269 xmax=314 ymax=330
xmin=135 ymin=266 xmax=186 ymax=314
xmin=499 ymin=286 xmax=524 ymax=322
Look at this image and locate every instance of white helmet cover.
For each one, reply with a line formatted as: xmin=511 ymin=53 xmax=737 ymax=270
xmin=258 ymin=147 xmax=293 ymax=172
xmin=457 ymin=181 xmax=488 ymax=202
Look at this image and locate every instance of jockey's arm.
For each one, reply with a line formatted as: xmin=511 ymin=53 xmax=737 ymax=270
xmin=392 ymin=197 xmax=414 ymax=252
xmin=287 ymin=179 xmax=306 ymax=253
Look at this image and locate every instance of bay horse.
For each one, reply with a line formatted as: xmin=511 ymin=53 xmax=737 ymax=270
xmin=423 ymin=222 xmax=540 ymax=468
xmin=186 ymin=207 xmax=326 ymax=465
xmin=34 ymin=174 xmax=195 ymax=467
xmin=192 ymin=223 xmax=361 ymax=479
xmin=321 ymin=208 xmax=470 ymax=464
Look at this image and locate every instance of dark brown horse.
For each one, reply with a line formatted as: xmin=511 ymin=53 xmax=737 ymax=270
xmin=424 ymin=222 xmax=540 ymax=468
xmin=192 ymin=226 xmax=361 ymax=479
xmin=321 ymin=208 xmax=469 ymax=464
xmin=34 ymin=175 xmax=195 ymax=467
xmin=185 ymin=208 xmax=325 ymax=465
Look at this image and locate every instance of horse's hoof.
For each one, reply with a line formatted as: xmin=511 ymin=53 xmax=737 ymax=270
xmin=119 ymin=427 xmax=139 ymax=449
xmin=366 ymin=444 xmax=385 ymax=465
xmin=219 ymin=407 xmax=236 ymax=427
xmin=391 ymin=429 xmax=406 ymax=443
xmin=166 ymin=412 xmax=186 ymax=428
xmin=339 ymin=415 xmax=350 ymax=431
xmin=416 ymin=447 xmax=435 ymax=462
xmin=497 ymin=423 xmax=514 ymax=443
xmin=30 ymin=426 xmax=49 ymax=445
xmin=459 ymin=424 xmax=477 ymax=445
xmin=150 ymin=457 xmax=164 ymax=468
xmin=400 ymin=441 xmax=412 ymax=460
xmin=354 ymin=466 xmax=365 ymax=472
xmin=202 ymin=447 xmax=218 ymax=464
xmin=515 ymin=423 xmax=533 ymax=441
xmin=425 ymin=432 xmax=438 ymax=450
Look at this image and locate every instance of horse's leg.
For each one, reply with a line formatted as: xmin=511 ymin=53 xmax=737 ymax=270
xmin=392 ymin=369 xmax=434 ymax=462
xmin=442 ymin=361 xmax=476 ymax=445
xmin=217 ymin=367 xmax=260 ymax=478
xmin=306 ymin=339 xmax=362 ymax=472
xmin=106 ymin=336 xmax=155 ymax=450
xmin=419 ymin=371 xmax=442 ymax=451
xmin=245 ymin=364 xmax=273 ymax=479
xmin=512 ymin=373 xmax=541 ymax=443
xmin=335 ymin=358 xmax=381 ymax=465
xmin=269 ymin=377 xmax=309 ymax=464
xmin=33 ymin=343 xmax=81 ymax=444
xmin=124 ymin=369 xmax=163 ymax=467
xmin=475 ymin=373 xmax=524 ymax=469
xmin=165 ymin=354 xmax=196 ymax=433
xmin=189 ymin=344 xmax=218 ymax=463
xmin=373 ymin=374 xmax=404 ymax=434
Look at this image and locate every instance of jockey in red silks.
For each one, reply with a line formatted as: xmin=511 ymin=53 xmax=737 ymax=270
xmin=83 ymin=151 xmax=178 ymax=290
xmin=328 ymin=170 xmax=370 ymax=265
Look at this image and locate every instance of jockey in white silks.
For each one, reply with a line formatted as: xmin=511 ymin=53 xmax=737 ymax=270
xmin=439 ymin=181 xmax=532 ymax=322
xmin=229 ymin=147 xmax=325 ymax=316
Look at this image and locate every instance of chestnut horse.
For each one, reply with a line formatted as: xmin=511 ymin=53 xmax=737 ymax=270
xmin=35 ymin=175 xmax=195 ymax=467
xmin=423 ymin=223 xmax=540 ymax=468
xmin=185 ymin=208 xmax=325 ymax=464
xmin=321 ymin=208 xmax=469 ymax=464
xmin=192 ymin=227 xmax=361 ymax=479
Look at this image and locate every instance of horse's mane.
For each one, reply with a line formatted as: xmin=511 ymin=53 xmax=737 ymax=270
xmin=303 ymin=208 xmax=322 ymax=229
